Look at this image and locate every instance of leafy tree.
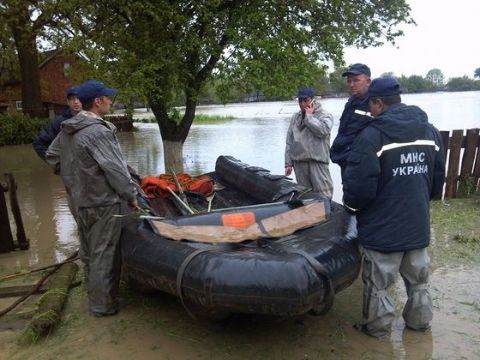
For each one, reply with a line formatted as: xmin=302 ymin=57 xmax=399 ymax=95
xmin=0 ymin=1 xmax=76 ymax=117
xmin=380 ymin=72 xmax=396 ymax=78
xmin=327 ymin=67 xmax=349 ymax=96
xmin=447 ymin=76 xmax=478 ymax=92
xmin=426 ymin=68 xmax=444 ymax=89
xmin=474 ymin=68 xmax=480 ymax=79
xmin=399 ymin=75 xmax=432 ymax=93
xmin=61 ymin=0 xmax=413 ymax=171
xmin=0 ymin=23 xmax=19 ymax=87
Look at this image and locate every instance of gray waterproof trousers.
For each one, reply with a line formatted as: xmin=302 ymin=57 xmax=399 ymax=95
xmin=78 ymin=203 xmax=122 ymax=315
xmin=293 ymin=160 xmax=333 ymax=198
xmin=360 ymin=247 xmax=432 ymax=337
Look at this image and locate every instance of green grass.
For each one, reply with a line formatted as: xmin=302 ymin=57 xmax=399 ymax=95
xmin=430 ymin=194 xmax=480 ymax=264
xmin=193 ymin=114 xmax=234 ymax=123
xmin=133 ymin=114 xmax=234 ymax=124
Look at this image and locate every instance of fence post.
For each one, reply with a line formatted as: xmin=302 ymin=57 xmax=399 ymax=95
xmin=458 ymin=129 xmax=480 ymax=196
xmin=445 ymin=130 xmax=464 ymax=198
xmin=5 ymin=173 xmax=29 ymax=250
xmin=0 ymin=180 xmax=15 ymax=253
xmin=435 ymin=130 xmax=450 ymax=200
xmin=473 ymin=134 xmax=480 ymax=193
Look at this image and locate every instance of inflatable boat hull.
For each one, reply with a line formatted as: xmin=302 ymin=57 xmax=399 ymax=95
xmin=121 ymin=156 xmax=360 ymax=317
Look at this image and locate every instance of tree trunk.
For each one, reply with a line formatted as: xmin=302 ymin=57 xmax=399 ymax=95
xmin=150 ymin=100 xmax=196 ymax=174
xmin=163 ymin=140 xmax=184 ymax=173
xmin=10 ymin=3 xmax=44 ymax=118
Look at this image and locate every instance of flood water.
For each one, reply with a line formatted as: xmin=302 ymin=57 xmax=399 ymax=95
xmin=0 ymin=91 xmax=479 ymax=359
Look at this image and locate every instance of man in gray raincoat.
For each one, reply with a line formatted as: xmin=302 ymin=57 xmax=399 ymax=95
xmin=46 ymin=80 xmax=137 ymax=317
xmin=285 ymin=88 xmax=334 ymax=198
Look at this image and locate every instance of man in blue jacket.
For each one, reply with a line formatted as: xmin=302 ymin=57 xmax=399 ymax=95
xmin=33 ymin=85 xmax=82 ymax=160
xmin=330 ymin=63 xmax=372 ymax=179
xmin=343 ymin=77 xmax=446 ymax=337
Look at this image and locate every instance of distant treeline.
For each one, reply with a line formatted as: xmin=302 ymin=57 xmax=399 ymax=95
xmin=190 ymin=68 xmax=480 ymax=105
xmin=120 ymin=68 xmax=480 ymax=108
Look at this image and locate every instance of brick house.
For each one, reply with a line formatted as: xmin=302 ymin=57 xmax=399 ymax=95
xmin=0 ymin=50 xmax=85 ymax=119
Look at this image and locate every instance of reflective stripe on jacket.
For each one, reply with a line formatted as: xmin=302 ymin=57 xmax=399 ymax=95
xmin=342 ymin=103 xmax=446 ymax=252
xmin=330 ymin=96 xmax=371 ymax=171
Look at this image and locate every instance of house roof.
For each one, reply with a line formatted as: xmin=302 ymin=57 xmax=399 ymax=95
xmin=38 ymin=49 xmax=59 ymax=68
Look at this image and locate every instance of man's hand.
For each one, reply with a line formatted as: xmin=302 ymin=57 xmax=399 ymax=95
xmin=304 ymin=100 xmax=314 ymax=115
xmin=128 ymin=198 xmax=139 ymax=209
xmin=285 ymin=165 xmax=293 ymax=176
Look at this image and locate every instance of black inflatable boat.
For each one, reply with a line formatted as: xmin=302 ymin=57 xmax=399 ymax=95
xmin=121 ymin=156 xmax=360 ymax=318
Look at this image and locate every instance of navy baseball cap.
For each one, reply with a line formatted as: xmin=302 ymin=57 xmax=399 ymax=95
xmin=66 ymin=85 xmax=80 ymax=97
xmin=342 ymin=63 xmax=371 ymax=77
xmin=368 ymin=77 xmax=402 ymax=98
xmin=78 ymin=80 xmax=118 ymax=103
xmin=297 ymin=87 xmax=316 ymax=98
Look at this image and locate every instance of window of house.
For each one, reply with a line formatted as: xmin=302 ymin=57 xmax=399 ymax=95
xmin=63 ymin=62 xmax=72 ymax=77
xmin=15 ymin=101 xmax=22 ymax=110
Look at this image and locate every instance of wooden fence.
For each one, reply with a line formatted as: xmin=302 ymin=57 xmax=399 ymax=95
xmin=440 ymin=128 xmax=480 ymax=198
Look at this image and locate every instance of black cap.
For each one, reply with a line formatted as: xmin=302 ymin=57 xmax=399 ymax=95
xmin=297 ymin=87 xmax=315 ymax=98
xmin=66 ymin=85 xmax=80 ymax=97
xmin=368 ymin=77 xmax=402 ymax=98
xmin=342 ymin=63 xmax=371 ymax=77
xmin=78 ymin=80 xmax=118 ymax=103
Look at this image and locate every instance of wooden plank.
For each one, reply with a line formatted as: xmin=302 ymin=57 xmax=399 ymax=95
xmin=0 ymin=180 xmax=14 ymax=253
xmin=440 ymin=130 xmax=450 ymax=160
xmin=472 ymin=130 xmax=480 ymax=193
xmin=458 ymin=129 xmax=480 ymax=195
xmin=434 ymin=130 xmax=450 ymax=200
xmin=0 ymin=284 xmax=47 ymax=298
xmin=5 ymin=173 xmax=29 ymax=250
xmin=445 ymin=130 xmax=464 ymax=198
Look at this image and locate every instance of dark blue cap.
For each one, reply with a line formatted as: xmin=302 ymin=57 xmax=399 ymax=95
xmin=297 ymin=87 xmax=316 ymax=98
xmin=78 ymin=80 xmax=118 ymax=103
xmin=368 ymin=77 xmax=402 ymax=98
xmin=66 ymin=85 xmax=80 ymax=97
xmin=342 ymin=63 xmax=371 ymax=77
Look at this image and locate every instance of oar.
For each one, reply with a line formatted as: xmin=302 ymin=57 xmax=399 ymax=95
xmin=166 ymin=187 xmax=196 ymax=215
xmin=206 ymin=192 xmax=216 ymax=212
xmin=169 ymin=168 xmax=191 ymax=208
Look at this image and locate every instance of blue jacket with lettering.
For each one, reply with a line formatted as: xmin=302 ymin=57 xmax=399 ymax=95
xmin=330 ymin=95 xmax=372 ymax=175
xmin=342 ymin=102 xmax=445 ymax=252
xmin=33 ymin=108 xmax=74 ymax=160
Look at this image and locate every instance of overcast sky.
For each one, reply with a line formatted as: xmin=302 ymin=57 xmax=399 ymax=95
xmin=343 ymin=0 xmax=479 ymax=80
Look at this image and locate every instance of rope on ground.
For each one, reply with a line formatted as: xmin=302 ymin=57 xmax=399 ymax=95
xmin=0 ymin=251 xmax=79 ymax=283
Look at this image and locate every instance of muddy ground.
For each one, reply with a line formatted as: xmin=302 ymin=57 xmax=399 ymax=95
xmin=0 ymin=195 xmax=479 ymax=360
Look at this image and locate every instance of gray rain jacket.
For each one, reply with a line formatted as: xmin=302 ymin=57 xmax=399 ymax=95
xmin=285 ymin=101 xmax=334 ymax=165
xmin=46 ymin=111 xmax=136 ymax=210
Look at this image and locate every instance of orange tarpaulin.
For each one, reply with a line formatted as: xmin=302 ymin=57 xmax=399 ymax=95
xmin=141 ymin=174 xmax=214 ymax=198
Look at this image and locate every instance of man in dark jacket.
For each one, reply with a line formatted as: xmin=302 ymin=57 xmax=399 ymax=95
xmin=343 ymin=77 xmax=446 ymax=338
xmin=33 ymin=85 xmax=82 ymax=160
xmin=330 ymin=63 xmax=372 ymax=179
